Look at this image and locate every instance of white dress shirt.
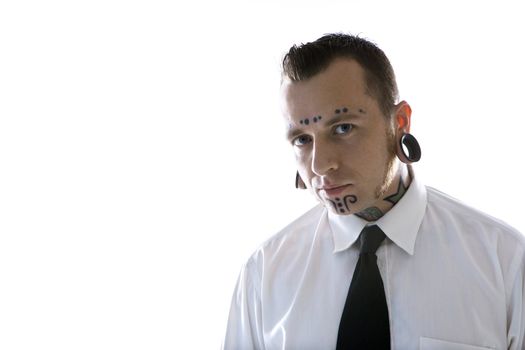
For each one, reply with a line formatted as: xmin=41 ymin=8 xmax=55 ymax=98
xmin=224 ymin=175 xmax=525 ymax=350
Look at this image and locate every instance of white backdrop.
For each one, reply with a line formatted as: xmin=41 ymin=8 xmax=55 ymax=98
xmin=1 ymin=1 xmax=524 ymax=349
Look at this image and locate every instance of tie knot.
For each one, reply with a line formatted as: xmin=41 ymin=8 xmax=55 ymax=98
xmin=359 ymin=225 xmax=386 ymax=254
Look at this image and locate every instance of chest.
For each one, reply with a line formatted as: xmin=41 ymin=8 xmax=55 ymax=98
xmin=261 ymin=241 xmax=507 ymax=349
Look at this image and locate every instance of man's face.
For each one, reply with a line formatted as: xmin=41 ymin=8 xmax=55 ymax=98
xmin=281 ymin=58 xmax=398 ymax=215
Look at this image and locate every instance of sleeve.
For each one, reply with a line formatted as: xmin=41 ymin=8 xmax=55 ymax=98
xmin=222 ymin=256 xmax=265 ymax=350
xmin=507 ymin=244 xmax=525 ymax=350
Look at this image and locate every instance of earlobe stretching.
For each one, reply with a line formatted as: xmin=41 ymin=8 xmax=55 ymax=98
xmin=295 ymin=171 xmax=307 ymax=189
xmin=397 ymin=133 xmax=421 ymax=164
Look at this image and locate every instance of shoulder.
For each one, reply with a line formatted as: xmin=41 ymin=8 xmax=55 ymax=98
xmin=425 ymin=186 xmax=525 ymax=248
xmin=246 ymin=204 xmax=326 ymax=267
xmin=262 ymin=204 xmax=326 ymax=249
xmin=422 ymin=186 xmax=525 ymax=297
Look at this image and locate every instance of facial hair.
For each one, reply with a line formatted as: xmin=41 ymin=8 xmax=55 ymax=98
xmin=374 ymin=127 xmax=398 ymax=199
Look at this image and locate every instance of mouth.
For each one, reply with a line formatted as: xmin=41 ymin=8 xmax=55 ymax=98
xmin=319 ymin=184 xmax=351 ymax=197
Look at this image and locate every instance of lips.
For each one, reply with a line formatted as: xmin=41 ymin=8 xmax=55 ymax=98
xmin=319 ymin=184 xmax=351 ymax=197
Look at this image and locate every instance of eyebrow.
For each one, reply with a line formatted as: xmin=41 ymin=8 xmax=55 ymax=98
xmin=286 ymin=113 xmax=362 ymax=141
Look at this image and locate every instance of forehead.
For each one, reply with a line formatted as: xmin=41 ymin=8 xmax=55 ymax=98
xmin=280 ymin=58 xmax=371 ymax=120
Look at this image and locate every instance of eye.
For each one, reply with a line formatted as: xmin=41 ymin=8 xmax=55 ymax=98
xmin=292 ymin=135 xmax=312 ymax=147
xmin=334 ymin=123 xmax=353 ymax=135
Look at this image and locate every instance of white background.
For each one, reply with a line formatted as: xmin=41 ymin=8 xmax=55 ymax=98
xmin=1 ymin=1 xmax=524 ymax=349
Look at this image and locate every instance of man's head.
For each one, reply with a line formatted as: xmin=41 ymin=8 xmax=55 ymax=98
xmin=282 ymin=33 xmax=399 ymax=118
xmin=280 ymin=33 xmax=412 ymax=216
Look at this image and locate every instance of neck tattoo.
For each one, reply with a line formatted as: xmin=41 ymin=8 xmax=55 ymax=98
xmin=355 ymin=175 xmax=410 ymax=222
xmin=356 ymin=207 xmax=384 ymax=221
xmin=384 ymin=179 xmax=409 ymax=205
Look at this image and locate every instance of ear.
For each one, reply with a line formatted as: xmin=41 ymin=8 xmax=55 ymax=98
xmin=394 ymin=100 xmax=412 ymax=134
xmin=393 ymin=101 xmax=422 ymax=164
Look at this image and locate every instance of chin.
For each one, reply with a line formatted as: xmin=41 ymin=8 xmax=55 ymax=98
xmin=332 ymin=207 xmax=353 ymax=216
xmin=321 ymin=197 xmax=359 ymax=215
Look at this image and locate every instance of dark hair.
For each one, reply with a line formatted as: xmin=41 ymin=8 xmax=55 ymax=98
xmin=282 ymin=33 xmax=399 ymax=117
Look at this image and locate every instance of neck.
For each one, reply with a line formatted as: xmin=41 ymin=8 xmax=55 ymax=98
xmin=356 ymin=164 xmax=412 ymax=222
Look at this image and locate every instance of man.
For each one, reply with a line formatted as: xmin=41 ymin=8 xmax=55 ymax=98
xmin=223 ymin=34 xmax=525 ymax=349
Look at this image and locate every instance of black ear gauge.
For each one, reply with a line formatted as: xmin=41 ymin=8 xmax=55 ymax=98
xmin=295 ymin=171 xmax=307 ymax=189
xmin=398 ymin=133 xmax=421 ymax=163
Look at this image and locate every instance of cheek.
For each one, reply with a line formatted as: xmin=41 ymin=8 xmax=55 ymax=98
xmin=334 ymin=140 xmax=360 ymax=162
xmin=293 ymin=147 xmax=302 ymax=159
xmin=339 ymin=138 xmax=385 ymax=172
xmin=294 ymin=148 xmax=310 ymax=167
xmin=294 ymin=152 xmax=314 ymax=183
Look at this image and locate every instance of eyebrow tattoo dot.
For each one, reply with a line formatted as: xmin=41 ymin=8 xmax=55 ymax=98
xmin=297 ymin=115 xmax=322 ymax=127
xmin=342 ymin=107 xmax=348 ymax=113
xmin=358 ymin=108 xmax=366 ymax=114
xmin=335 ymin=109 xmax=341 ymax=114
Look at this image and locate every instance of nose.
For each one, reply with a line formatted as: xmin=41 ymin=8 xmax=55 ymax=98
xmin=311 ymin=139 xmax=338 ymax=176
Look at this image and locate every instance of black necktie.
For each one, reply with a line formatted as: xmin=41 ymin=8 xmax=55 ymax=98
xmin=336 ymin=225 xmax=390 ymax=349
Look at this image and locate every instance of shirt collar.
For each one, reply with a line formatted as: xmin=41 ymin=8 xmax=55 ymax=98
xmin=327 ymin=169 xmax=427 ymax=255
